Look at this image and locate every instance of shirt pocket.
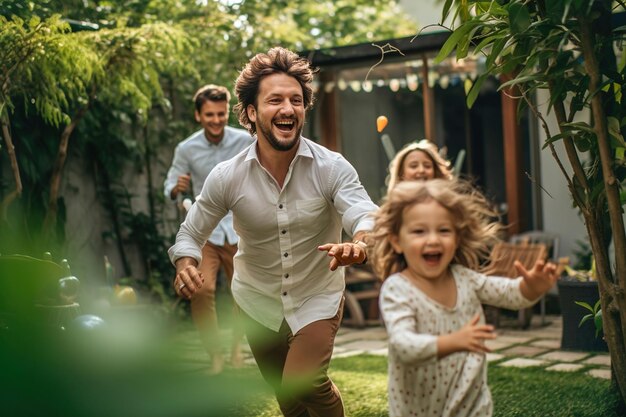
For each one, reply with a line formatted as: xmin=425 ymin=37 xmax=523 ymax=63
xmin=295 ymin=198 xmax=329 ymax=234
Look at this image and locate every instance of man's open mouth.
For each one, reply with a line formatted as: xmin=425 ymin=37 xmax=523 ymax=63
xmin=274 ymin=119 xmax=295 ymax=132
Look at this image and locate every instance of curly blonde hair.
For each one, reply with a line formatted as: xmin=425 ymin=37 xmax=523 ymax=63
xmin=371 ymin=179 xmax=502 ymax=280
xmin=386 ymin=139 xmax=453 ymax=193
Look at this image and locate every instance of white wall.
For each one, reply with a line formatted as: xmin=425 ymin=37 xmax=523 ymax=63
xmin=536 ymin=90 xmax=588 ymax=259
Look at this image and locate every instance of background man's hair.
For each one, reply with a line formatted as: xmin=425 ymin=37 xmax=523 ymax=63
xmin=193 ymin=84 xmax=231 ymax=112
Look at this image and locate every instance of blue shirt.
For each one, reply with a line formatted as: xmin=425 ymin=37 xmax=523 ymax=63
xmin=164 ymin=126 xmax=254 ymax=245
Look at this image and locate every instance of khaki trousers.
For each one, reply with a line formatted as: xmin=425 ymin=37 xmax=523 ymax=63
xmin=191 ymin=242 xmax=239 ymax=354
xmin=241 ymin=298 xmax=345 ymax=417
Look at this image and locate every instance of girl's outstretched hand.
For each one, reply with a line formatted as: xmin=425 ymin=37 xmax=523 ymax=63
xmin=515 ymin=259 xmax=558 ymax=301
xmin=437 ymin=314 xmax=496 ymax=358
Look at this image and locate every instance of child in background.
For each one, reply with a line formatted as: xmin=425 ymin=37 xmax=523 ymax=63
xmin=371 ymin=179 xmax=557 ymax=417
xmin=386 ymin=139 xmax=453 ymax=193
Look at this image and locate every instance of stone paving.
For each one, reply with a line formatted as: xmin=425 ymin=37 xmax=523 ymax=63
xmin=331 ymin=314 xmax=612 ymax=380
xmin=215 ymin=313 xmax=611 ymax=381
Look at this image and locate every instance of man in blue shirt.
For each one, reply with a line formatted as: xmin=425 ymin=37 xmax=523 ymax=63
xmin=164 ymin=84 xmax=254 ymax=374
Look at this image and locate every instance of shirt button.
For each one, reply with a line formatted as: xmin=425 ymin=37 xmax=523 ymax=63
xmin=284 ymin=252 xmax=288 ymax=257
xmin=281 ymin=229 xmax=287 ymax=234
xmin=282 ymin=292 xmax=287 ymax=296
xmin=279 ymin=204 xmax=283 ymax=209
xmin=284 ymin=274 xmax=289 ymax=278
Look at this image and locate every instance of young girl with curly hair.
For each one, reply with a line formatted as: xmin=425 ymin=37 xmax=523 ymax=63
xmin=371 ymin=179 xmax=557 ymax=417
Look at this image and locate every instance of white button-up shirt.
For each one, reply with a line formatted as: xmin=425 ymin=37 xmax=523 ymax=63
xmin=163 ymin=126 xmax=254 ymax=245
xmin=168 ymin=137 xmax=378 ymax=333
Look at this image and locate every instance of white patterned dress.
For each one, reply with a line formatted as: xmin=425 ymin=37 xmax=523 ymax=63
xmin=379 ymin=264 xmax=536 ymax=417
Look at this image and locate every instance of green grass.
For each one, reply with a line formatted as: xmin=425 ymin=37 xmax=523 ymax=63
xmin=229 ymin=355 xmax=623 ymax=417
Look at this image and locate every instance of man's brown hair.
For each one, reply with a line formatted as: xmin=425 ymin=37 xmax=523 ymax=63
xmin=234 ymin=47 xmax=316 ymax=135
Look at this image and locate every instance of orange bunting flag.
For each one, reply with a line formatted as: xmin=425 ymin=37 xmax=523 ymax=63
xmin=376 ymin=115 xmax=388 ymax=133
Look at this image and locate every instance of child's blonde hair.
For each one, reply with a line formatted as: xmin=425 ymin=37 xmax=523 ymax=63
xmin=371 ymin=179 xmax=502 ymax=280
xmin=386 ymin=139 xmax=453 ymax=193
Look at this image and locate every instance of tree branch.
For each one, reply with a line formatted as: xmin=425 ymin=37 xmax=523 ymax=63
xmin=548 ymin=80 xmax=592 ymax=197
xmin=0 ymin=111 xmax=22 ymax=196
xmin=521 ymin=92 xmax=584 ymax=208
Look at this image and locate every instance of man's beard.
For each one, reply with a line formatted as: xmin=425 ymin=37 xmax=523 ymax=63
xmin=257 ymin=118 xmax=302 ymax=152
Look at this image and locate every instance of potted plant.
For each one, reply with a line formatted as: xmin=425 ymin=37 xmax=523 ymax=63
xmin=557 ymin=249 xmax=608 ymax=352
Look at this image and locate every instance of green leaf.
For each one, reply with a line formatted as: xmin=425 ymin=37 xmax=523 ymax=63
xmin=500 ymin=57 xmax=524 ymax=74
xmin=485 ymin=37 xmax=507 ymax=70
xmin=602 ymin=82 xmax=623 ymax=104
xmin=560 ymin=121 xmax=595 ymax=133
xmin=545 ymin=1 xmax=566 ymax=21
xmin=593 ymin=299 xmax=602 ymax=313
xmin=594 ymin=309 xmax=603 ymax=337
xmin=508 ymin=3 xmax=532 ymax=35
xmin=569 ymin=75 xmax=590 ymax=113
xmin=579 ymin=313 xmax=592 ymax=327
xmin=457 ymin=25 xmax=483 ymax=59
xmin=548 ymin=79 xmax=567 ymax=113
xmin=574 ymin=132 xmax=592 ymax=153
xmin=434 ymin=22 xmax=479 ymax=64
xmin=607 ymin=116 xmax=626 ymax=147
xmin=575 ymin=300 xmax=593 ymax=312
xmin=498 ymin=74 xmax=541 ymax=90
xmin=441 ymin=0 xmax=454 ymax=24
xmin=542 ymin=134 xmax=566 ymax=149
xmin=472 ymin=32 xmax=504 ymax=57
xmin=466 ymin=73 xmax=489 ymax=108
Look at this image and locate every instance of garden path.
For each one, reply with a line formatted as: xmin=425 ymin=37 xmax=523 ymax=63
xmin=178 ymin=314 xmax=611 ymax=380
xmin=328 ymin=314 xmax=611 ymax=380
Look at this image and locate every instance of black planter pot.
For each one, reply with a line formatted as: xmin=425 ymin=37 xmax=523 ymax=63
xmin=557 ymin=279 xmax=608 ymax=352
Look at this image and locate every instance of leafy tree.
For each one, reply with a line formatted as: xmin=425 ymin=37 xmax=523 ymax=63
xmin=41 ymin=22 xmax=196 ymax=238
xmin=437 ymin=0 xmax=626 ymax=404
xmin=229 ymin=0 xmax=416 ymax=50
xmin=0 ymin=15 xmax=95 ymax=214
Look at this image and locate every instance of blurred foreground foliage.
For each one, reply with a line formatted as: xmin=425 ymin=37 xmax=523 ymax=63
xmin=0 ymin=310 xmax=264 ymax=417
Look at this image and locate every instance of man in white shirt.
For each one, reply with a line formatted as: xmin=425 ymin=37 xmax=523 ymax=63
xmin=169 ymin=47 xmax=377 ymax=417
xmin=164 ymin=84 xmax=254 ymax=374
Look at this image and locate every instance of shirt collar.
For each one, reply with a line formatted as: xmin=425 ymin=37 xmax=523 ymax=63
xmin=244 ymin=136 xmax=313 ymax=162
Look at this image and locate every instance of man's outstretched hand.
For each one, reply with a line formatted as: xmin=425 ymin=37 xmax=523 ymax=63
xmin=318 ymin=242 xmax=367 ymax=271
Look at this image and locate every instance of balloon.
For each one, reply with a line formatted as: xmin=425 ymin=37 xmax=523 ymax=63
xmin=114 ymin=285 xmax=137 ymax=305
xmin=376 ymin=115 xmax=388 ymax=133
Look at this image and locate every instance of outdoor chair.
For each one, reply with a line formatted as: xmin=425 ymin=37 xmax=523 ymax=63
xmin=509 ymin=231 xmax=560 ymax=325
xmin=510 ymin=230 xmax=559 ymax=261
xmin=483 ymin=241 xmax=548 ymax=329
xmin=343 ymin=264 xmax=382 ymax=328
